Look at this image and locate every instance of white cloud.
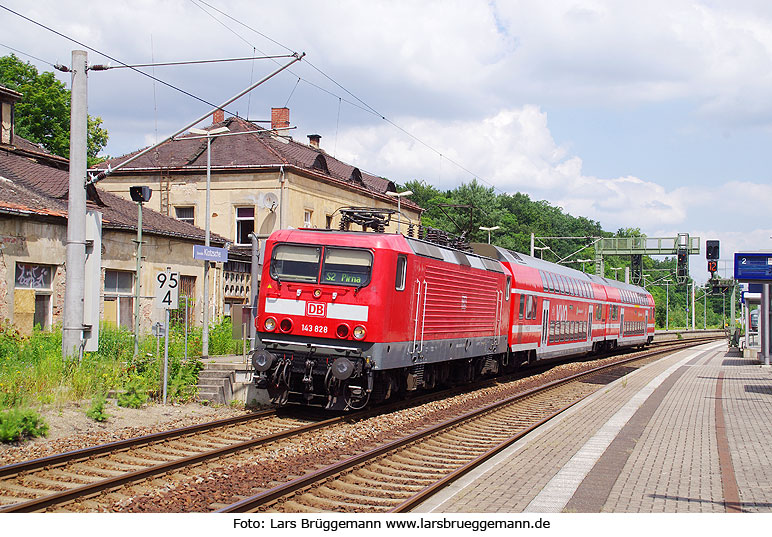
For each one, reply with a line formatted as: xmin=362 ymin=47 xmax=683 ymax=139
xmin=335 ymin=105 xmax=690 ymax=230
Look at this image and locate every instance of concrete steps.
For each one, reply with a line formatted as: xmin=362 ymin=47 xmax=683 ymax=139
xmin=196 ymin=357 xmax=268 ymax=406
xmin=197 ymin=362 xmax=239 ymax=404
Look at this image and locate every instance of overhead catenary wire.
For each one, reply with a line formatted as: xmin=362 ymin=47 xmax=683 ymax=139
xmin=0 ymin=42 xmax=56 ymax=68
xmin=4 ymin=1 xmax=500 ymax=195
xmin=97 ymin=54 xmax=297 ymax=70
xmin=0 ymin=3 xmax=280 ymax=121
xmin=189 ymin=0 xmax=502 ymax=193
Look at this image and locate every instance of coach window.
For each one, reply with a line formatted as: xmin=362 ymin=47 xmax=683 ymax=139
xmin=540 ymin=271 xmax=547 ymax=291
xmin=526 ymin=295 xmax=537 ymax=319
xmin=519 ymin=294 xmax=525 ymax=319
xmin=505 ymin=275 xmax=511 ymax=301
xmin=395 ymin=255 xmax=407 ymax=291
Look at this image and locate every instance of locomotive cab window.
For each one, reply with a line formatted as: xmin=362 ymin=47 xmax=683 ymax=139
xmin=322 ymin=248 xmax=373 ymax=287
xmin=395 ymin=255 xmax=407 ymax=291
xmin=271 ymin=245 xmax=322 ymax=282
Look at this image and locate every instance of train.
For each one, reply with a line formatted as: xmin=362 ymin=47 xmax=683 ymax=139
xmin=251 ymin=216 xmax=655 ymax=410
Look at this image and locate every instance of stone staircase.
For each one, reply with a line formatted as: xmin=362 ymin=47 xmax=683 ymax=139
xmin=196 ymin=361 xmax=238 ymax=404
xmin=196 ymin=357 xmax=268 ymax=406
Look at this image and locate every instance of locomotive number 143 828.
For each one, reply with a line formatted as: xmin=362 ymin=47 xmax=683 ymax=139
xmin=301 ymin=324 xmax=328 ymax=334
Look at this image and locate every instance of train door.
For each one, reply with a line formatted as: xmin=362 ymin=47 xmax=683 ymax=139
xmin=587 ymin=305 xmax=593 ymax=341
xmin=619 ymin=308 xmax=625 ymax=338
xmin=645 ymin=310 xmax=649 ymax=337
xmin=541 ymin=299 xmax=550 ymax=347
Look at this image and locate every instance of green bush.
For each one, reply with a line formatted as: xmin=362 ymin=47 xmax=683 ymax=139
xmin=117 ymin=377 xmax=149 ymax=409
xmin=0 ymin=407 xmax=49 ymax=443
xmin=85 ymin=395 xmax=110 ymax=422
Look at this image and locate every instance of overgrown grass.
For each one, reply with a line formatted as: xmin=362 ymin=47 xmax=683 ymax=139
xmin=0 ymin=317 xmax=240 ymax=415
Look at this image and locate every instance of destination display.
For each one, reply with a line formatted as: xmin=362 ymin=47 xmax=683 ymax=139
xmin=734 ymin=252 xmax=772 ymax=282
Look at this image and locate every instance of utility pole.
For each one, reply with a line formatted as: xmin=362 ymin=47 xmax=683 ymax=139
xmin=62 ymin=50 xmax=88 ymax=360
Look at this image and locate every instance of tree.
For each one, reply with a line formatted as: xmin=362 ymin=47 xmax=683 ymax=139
xmin=0 ymin=54 xmax=108 ymax=166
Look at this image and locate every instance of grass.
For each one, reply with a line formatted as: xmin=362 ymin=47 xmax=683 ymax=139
xmin=0 ymin=317 xmax=240 ymax=442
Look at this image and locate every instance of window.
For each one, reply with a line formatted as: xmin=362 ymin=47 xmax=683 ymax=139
xmin=15 ymin=263 xmax=54 ymax=330
xmin=326 ymin=214 xmax=334 ymax=229
xmin=104 ymin=270 xmax=134 ymax=330
xmin=175 ymin=206 xmax=195 ymax=225
xmin=270 ymin=244 xmax=373 ymax=288
xmin=271 ymin=244 xmax=321 ymax=282
xmin=505 ymin=276 xmax=511 ymax=301
xmin=525 ymin=295 xmax=537 ymax=320
xmin=322 ymin=248 xmax=373 ymax=287
xmin=395 ymin=255 xmax=407 ymax=291
xmin=519 ymin=294 xmax=525 ymax=319
xmin=236 ymin=207 xmax=255 ymax=245
xmin=304 ymin=210 xmax=313 ymax=228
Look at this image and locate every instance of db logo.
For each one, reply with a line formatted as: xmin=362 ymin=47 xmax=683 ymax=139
xmin=306 ymin=302 xmax=326 ymax=317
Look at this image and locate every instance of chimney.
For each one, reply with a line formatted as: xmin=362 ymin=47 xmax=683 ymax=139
xmin=212 ymin=108 xmax=224 ymax=124
xmin=271 ymin=107 xmax=290 ymax=133
xmin=308 ymin=134 xmax=321 ymax=149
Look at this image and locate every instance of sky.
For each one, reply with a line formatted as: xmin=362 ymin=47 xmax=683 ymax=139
xmin=2 ymin=0 xmax=771 ymax=284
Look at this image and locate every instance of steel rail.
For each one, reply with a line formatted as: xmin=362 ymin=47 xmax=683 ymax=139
xmin=0 ymin=411 xmax=347 ymax=513
xmin=217 ymin=339 xmax=713 ymax=513
xmin=0 ymin=409 xmax=276 ymax=479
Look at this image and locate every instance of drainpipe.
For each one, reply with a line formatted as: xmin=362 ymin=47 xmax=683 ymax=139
xmin=279 ymin=165 xmax=287 ymax=229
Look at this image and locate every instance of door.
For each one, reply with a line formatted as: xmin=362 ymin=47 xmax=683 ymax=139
xmin=587 ymin=305 xmax=593 ymax=341
xmin=541 ymin=299 xmax=550 ymax=347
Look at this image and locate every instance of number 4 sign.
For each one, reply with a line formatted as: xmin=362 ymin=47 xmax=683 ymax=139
xmin=155 ymin=271 xmax=180 ymax=310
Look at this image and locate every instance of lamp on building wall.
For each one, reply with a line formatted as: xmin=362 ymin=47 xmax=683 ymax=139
xmin=189 ymin=126 xmax=229 ymax=357
xmin=479 ymin=225 xmax=500 ymax=244
xmin=130 ymin=186 xmax=152 ymax=357
xmin=386 ymin=190 xmax=412 ymax=233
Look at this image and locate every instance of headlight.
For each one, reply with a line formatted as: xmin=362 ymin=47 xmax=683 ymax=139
xmin=264 ymin=317 xmax=276 ymax=331
xmin=353 ymin=325 xmax=366 ymax=340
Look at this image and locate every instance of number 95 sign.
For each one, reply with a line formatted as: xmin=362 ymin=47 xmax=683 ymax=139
xmin=155 ymin=271 xmax=179 ymax=310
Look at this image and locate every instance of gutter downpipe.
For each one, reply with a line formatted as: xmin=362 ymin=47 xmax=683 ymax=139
xmin=279 ymin=165 xmax=286 ymax=230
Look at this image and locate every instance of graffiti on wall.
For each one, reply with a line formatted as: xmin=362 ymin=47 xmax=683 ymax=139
xmin=15 ymin=263 xmax=52 ymax=289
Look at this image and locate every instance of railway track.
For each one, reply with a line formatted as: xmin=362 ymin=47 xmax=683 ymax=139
xmin=0 ymin=337 xmax=720 ymax=513
xmin=218 ymin=338 xmax=718 ymax=513
xmin=0 ymin=409 xmax=333 ymax=512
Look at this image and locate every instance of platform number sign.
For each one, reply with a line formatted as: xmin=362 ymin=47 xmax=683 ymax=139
xmin=155 ymin=271 xmax=179 ymax=310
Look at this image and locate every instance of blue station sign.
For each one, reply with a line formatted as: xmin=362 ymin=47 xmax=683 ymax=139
xmin=193 ymin=245 xmax=228 ymax=263
xmin=734 ymin=252 xmax=772 ymax=282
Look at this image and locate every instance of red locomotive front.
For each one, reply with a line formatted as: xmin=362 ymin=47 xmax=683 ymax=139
xmin=252 ymin=227 xmax=511 ymax=410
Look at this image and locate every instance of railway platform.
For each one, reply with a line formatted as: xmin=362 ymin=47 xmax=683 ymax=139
xmin=414 ymin=340 xmax=772 ymax=513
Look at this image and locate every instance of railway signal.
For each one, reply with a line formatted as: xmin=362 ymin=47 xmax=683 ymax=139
xmin=677 ymin=249 xmax=689 ymax=283
xmin=708 ymin=260 xmax=718 ymax=274
xmin=706 ymin=240 xmax=720 ymax=260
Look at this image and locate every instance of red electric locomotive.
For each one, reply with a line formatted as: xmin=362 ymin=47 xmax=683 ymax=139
xmin=252 ymin=219 xmax=654 ymax=410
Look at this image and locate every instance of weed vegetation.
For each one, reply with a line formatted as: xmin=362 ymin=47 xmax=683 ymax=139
xmin=0 ymin=317 xmax=241 ymax=443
